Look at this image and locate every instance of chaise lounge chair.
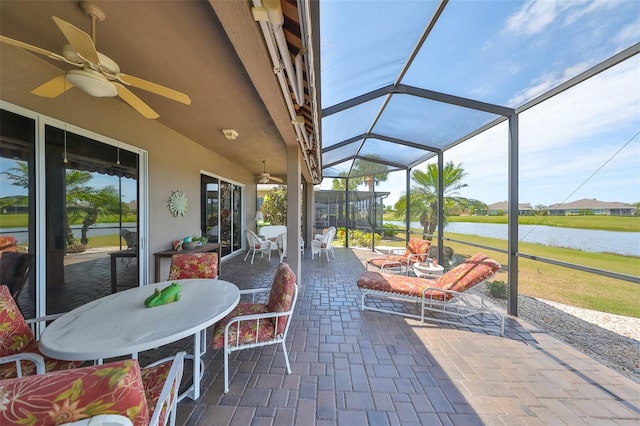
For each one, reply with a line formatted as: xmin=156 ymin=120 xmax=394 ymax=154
xmin=366 ymin=238 xmax=431 ymax=275
xmin=357 ymin=253 xmax=504 ymax=335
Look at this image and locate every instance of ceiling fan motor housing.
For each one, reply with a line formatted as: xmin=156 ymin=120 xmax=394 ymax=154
xmin=65 ymin=69 xmax=117 ymax=97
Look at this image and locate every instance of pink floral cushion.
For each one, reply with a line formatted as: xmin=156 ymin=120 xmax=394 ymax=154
xmin=357 ymin=271 xmax=450 ymax=301
xmin=366 ymin=256 xmax=403 ymax=269
xmin=211 ymin=263 xmax=296 ymax=349
xmin=367 ymin=239 xmax=431 ymax=269
xmin=0 ymin=285 xmax=34 ymax=357
xmin=140 ymin=358 xmax=174 ymax=426
xmin=358 ymin=253 xmax=501 ymax=300
xmin=0 ymin=359 xmax=149 ymax=426
xmin=436 ymin=253 xmax=501 ymax=292
xmin=406 ymin=238 xmax=431 ymax=262
xmin=0 ymin=236 xmax=18 ymax=253
xmin=167 ymin=252 xmax=218 ymax=280
xmin=211 ymin=303 xmax=273 ymax=349
xmin=267 ymin=263 xmax=296 ymax=334
xmin=0 ymin=285 xmax=82 ymax=379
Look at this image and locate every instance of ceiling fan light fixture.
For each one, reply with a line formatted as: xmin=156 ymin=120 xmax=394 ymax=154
xmin=65 ymin=69 xmax=117 ymax=97
xmin=222 ymin=129 xmax=238 ymax=140
xmin=259 ymin=176 xmax=270 ymax=184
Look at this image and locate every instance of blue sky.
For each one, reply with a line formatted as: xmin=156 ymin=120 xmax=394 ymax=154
xmin=319 ymin=0 xmax=640 ymax=207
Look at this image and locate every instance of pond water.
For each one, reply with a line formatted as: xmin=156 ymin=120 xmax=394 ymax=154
xmin=385 ymin=221 xmax=640 ymax=257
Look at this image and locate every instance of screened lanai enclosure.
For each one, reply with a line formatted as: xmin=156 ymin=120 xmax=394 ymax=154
xmin=314 ymin=189 xmax=389 ymax=233
xmin=314 ymin=0 xmax=640 ymax=315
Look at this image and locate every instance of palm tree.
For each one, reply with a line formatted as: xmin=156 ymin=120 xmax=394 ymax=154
xmin=351 ymin=158 xmax=389 ymax=191
xmin=394 ymin=161 xmax=483 ymax=237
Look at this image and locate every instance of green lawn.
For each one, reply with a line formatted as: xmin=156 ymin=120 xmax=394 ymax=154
xmin=449 ymin=215 xmax=640 ymax=232
xmin=0 ymin=213 xmax=137 ymax=228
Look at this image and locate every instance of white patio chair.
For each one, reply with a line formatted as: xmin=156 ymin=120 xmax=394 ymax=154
xmin=276 ymin=232 xmax=305 ymax=262
xmin=211 ymin=263 xmax=298 ymax=393
xmin=311 ymin=226 xmax=336 ymax=261
xmin=243 ymin=229 xmax=272 ymax=263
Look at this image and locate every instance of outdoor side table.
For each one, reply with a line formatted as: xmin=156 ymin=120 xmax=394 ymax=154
xmin=413 ymin=262 xmax=444 ymax=278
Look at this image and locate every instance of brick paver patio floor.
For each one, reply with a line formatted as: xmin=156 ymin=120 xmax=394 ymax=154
xmin=33 ymin=245 xmax=640 ymax=425
xmin=159 ymin=247 xmax=639 ymax=425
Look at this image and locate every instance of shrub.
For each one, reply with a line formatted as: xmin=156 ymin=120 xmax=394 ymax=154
xmin=66 ymin=243 xmax=86 ymax=254
xmin=380 ymin=223 xmax=399 ymax=238
xmin=336 ymin=228 xmax=381 ymax=249
xmin=486 ymin=280 xmax=507 ymax=299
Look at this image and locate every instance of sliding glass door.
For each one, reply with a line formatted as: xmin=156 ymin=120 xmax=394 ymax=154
xmin=0 ymin=110 xmax=36 ymax=316
xmin=1 ymin=106 xmax=143 ymax=317
xmin=44 ymin=125 xmax=139 ymax=314
xmin=201 ymin=174 xmax=243 ymax=258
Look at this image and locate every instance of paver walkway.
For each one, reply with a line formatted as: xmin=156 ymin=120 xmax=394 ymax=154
xmin=168 ymin=247 xmax=640 ymax=425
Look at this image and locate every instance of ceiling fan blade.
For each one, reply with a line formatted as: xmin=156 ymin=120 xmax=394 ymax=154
xmin=270 ymin=176 xmax=284 ymax=183
xmin=114 ymin=83 xmax=159 ymax=119
xmin=0 ymin=35 xmax=71 ymax=63
xmin=118 ymin=73 xmax=191 ymax=105
xmin=52 ymin=16 xmax=100 ymax=64
xmin=31 ymin=75 xmax=74 ymax=98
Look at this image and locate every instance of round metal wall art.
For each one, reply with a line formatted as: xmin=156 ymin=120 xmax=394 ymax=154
xmin=168 ymin=189 xmax=188 ymax=217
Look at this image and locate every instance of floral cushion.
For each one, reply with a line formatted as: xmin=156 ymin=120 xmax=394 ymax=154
xmin=0 ymin=285 xmax=82 ymax=379
xmin=211 ymin=303 xmax=273 ymax=349
xmin=358 ymin=253 xmax=500 ymax=300
xmin=0 ymin=236 xmax=18 ymax=253
xmin=0 ymin=340 xmax=83 ymax=380
xmin=367 ymin=239 xmax=431 ymax=270
xmin=436 ymin=253 xmax=501 ymax=293
xmin=211 ymin=263 xmax=296 ymax=349
xmin=140 ymin=358 xmax=174 ymax=426
xmin=366 ymin=256 xmax=403 ymax=269
xmin=0 ymin=359 xmax=149 ymax=426
xmin=167 ymin=252 xmax=218 ymax=280
xmin=0 ymin=285 xmax=34 ymax=357
xmin=405 ymin=238 xmax=431 ymax=261
xmin=357 ymin=271 xmax=450 ymax=301
xmin=266 ymin=263 xmax=296 ymax=334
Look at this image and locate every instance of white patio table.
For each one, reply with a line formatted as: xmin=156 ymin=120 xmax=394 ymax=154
xmin=38 ymin=278 xmax=240 ymax=401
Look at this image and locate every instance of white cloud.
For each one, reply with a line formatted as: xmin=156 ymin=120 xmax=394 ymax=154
xmin=615 ymin=16 xmax=640 ymax=47
xmin=505 ymin=0 xmax=559 ymax=36
xmin=375 ymin=57 xmax=640 ymax=207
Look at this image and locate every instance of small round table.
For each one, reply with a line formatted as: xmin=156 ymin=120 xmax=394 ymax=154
xmin=413 ymin=262 xmax=444 ymax=278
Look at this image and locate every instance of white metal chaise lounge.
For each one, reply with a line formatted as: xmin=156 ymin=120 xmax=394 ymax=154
xmin=357 ymin=253 xmax=504 ymax=335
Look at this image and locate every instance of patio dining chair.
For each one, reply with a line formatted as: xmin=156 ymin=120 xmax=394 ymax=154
xmin=212 ymin=262 xmax=298 ymax=393
xmin=243 ymin=229 xmax=272 ymax=264
xmin=276 ymin=232 xmax=305 ymax=262
xmin=121 ymin=229 xmax=138 ymax=267
xmin=0 ymin=285 xmax=82 ymax=379
xmin=311 ymin=226 xmax=336 ymax=261
xmin=0 ymin=251 xmax=32 ymax=302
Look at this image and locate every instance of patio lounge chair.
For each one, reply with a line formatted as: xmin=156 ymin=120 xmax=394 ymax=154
xmin=357 ymin=253 xmax=504 ymax=335
xmin=212 ymin=262 xmax=298 ymax=393
xmin=366 ymin=238 xmax=431 ymax=275
xmin=0 ymin=285 xmax=82 ymax=378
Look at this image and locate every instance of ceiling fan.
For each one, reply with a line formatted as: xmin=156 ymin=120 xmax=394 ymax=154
xmin=0 ymin=1 xmax=191 ymax=119
xmin=257 ymin=160 xmax=283 ymax=184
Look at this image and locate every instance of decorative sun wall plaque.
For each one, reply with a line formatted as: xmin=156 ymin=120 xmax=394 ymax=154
xmin=168 ymin=189 xmax=188 ymax=217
